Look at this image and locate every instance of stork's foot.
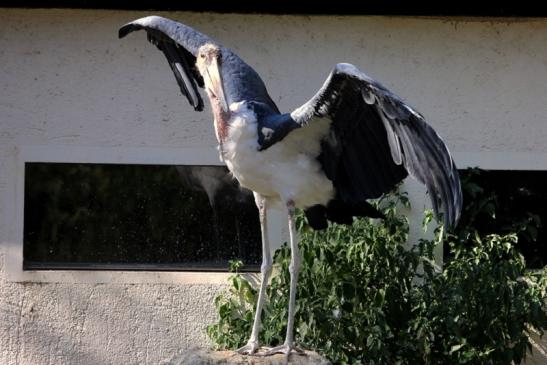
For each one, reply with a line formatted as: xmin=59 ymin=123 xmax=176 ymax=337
xmin=235 ymin=340 xmax=261 ymax=355
xmin=258 ymin=343 xmax=305 ymax=358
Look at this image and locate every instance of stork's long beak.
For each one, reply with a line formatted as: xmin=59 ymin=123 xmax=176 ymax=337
xmin=207 ymin=57 xmax=229 ymax=113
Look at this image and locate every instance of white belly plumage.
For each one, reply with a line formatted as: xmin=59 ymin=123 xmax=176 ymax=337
xmin=221 ymin=102 xmax=334 ymax=208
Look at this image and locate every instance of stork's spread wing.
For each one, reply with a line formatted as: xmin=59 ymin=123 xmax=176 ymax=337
xmin=290 ymin=63 xmax=462 ymax=228
xmin=119 ymin=16 xmax=216 ymax=111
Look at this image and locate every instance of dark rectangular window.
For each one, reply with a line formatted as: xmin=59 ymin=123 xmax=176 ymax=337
xmin=23 ymin=163 xmax=261 ymax=271
xmin=454 ymin=169 xmax=547 ymax=269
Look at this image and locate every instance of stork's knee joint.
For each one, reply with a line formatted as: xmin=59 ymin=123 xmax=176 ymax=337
xmin=261 ymin=259 xmax=272 ymax=276
xmin=288 ymin=259 xmax=300 ymax=276
xmin=286 ymin=199 xmax=295 ymax=212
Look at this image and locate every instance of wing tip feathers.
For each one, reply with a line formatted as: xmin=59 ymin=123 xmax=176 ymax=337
xmin=118 ymin=23 xmax=137 ymax=39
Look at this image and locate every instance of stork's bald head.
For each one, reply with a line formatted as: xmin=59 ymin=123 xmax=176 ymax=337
xmin=196 ymin=44 xmax=222 ymax=69
xmin=196 ymin=44 xmax=228 ymax=112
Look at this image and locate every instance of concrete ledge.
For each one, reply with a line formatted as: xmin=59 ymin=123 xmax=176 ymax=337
xmin=163 ymin=348 xmax=332 ymax=365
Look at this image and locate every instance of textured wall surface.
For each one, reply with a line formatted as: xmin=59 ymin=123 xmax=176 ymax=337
xmin=1 ymin=8 xmax=547 ymax=365
xmin=0 ymin=253 xmax=223 ymax=364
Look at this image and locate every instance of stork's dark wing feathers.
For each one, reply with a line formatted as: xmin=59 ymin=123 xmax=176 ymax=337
xmin=119 ymin=16 xmax=210 ymax=111
xmin=291 ymin=63 xmax=462 ymax=227
xmin=149 ymin=31 xmax=204 ymax=111
xmin=120 ymin=16 xmax=282 ymax=116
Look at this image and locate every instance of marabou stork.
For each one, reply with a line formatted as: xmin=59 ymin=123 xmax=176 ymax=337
xmin=119 ymin=16 xmax=462 ymax=356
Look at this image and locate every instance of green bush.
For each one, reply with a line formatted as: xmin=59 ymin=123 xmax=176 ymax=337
xmin=415 ymin=232 xmax=547 ymax=364
xmin=207 ymin=193 xmax=547 ymax=364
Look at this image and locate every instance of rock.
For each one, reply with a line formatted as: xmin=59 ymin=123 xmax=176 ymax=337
xmin=163 ymin=348 xmax=332 ymax=365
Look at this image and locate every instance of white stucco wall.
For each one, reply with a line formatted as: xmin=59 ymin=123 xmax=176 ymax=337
xmin=1 ymin=8 xmax=547 ymax=364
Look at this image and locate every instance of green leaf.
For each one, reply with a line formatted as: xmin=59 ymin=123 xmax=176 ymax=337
xmin=449 ymin=343 xmax=465 ymax=354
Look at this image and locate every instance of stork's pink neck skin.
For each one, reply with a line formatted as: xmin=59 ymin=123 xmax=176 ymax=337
xmin=211 ymin=95 xmax=232 ymax=146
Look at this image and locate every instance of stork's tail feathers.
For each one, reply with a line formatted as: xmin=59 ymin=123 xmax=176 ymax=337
xmin=304 ymin=200 xmax=385 ymax=230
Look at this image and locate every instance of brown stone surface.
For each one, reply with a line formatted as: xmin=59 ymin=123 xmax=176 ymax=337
xmin=163 ymin=348 xmax=332 ymax=365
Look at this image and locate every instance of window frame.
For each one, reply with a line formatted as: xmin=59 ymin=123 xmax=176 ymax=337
xmin=9 ymin=148 xmax=546 ymax=283
xmin=8 ymin=145 xmax=285 ymax=283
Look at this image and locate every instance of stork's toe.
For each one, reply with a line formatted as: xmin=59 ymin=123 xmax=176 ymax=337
xmin=257 ymin=343 xmax=305 ymax=358
xmin=235 ymin=340 xmax=260 ymax=355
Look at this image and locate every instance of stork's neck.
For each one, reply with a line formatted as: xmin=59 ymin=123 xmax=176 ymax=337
xmin=210 ymin=95 xmax=232 ymax=147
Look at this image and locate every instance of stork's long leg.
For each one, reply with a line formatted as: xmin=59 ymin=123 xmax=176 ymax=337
xmin=260 ymin=200 xmax=304 ymax=358
xmin=285 ymin=201 xmax=300 ymax=348
xmin=236 ymin=193 xmax=272 ymax=355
